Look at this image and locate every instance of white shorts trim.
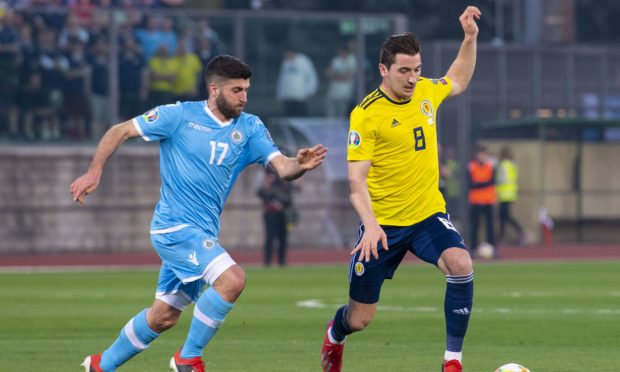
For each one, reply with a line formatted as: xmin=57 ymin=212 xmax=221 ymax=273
xmin=155 ymin=289 xmax=194 ymax=311
xmin=182 ymin=252 xmax=236 ymax=286
xmin=150 ymin=224 xmax=190 ymax=235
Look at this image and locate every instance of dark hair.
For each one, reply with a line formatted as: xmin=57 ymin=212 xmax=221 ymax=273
xmin=205 ymin=55 xmax=252 ymax=85
xmin=379 ymin=32 xmax=421 ymax=69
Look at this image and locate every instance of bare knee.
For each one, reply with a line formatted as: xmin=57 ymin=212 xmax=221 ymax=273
xmin=346 ymin=300 xmax=377 ymax=332
xmin=438 ymin=248 xmax=473 ymax=275
xmin=213 ymin=265 xmax=246 ymax=303
xmin=147 ymin=301 xmax=182 ymax=333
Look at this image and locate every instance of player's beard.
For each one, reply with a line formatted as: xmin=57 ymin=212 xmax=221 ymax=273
xmin=216 ymin=93 xmax=244 ymax=120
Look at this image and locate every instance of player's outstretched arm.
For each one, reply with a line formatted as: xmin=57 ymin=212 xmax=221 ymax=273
xmin=69 ymin=120 xmax=140 ymax=205
xmin=269 ymin=144 xmax=328 ymax=181
xmin=348 ymin=160 xmax=388 ymax=262
xmin=446 ymin=6 xmax=481 ymax=98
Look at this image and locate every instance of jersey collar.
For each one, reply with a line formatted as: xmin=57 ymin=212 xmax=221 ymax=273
xmin=204 ymin=101 xmax=234 ymax=127
xmin=378 ymin=87 xmax=411 ymax=105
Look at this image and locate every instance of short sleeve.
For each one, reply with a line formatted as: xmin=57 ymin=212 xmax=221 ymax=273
xmin=132 ymin=102 xmax=183 ymax=142
xmin=431 ymin=76 xmax=453 ymax=104
xmin=246 ymin=116 xmax=281 ymax=166
xmin=347 ymin=109 xmax=375 ymax=161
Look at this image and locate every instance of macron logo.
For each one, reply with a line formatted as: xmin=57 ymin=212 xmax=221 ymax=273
xmin=188 ymin=122 xmax=211 ymax=133
xmin=452 ymin=308 xmax=470 ymax=315
xmin=188 ymin=252 xmax=199 ymax=266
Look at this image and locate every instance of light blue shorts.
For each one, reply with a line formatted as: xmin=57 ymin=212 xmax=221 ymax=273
xmin=150 ymin=224 xmax=236 ymax=310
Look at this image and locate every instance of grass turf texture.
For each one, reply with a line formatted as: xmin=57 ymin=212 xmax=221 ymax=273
xmin=1 ymin=260 xmax=618 ymax=371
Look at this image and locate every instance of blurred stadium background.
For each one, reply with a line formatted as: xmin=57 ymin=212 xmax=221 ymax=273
xmin=1 ymin=0 xmax=620 ymax=259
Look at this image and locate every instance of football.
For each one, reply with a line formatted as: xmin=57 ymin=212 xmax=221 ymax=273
xmin=495 ymin=363 xmax=531 ymax=372
xmin=476 ymin=241 xmax=495 ymax=259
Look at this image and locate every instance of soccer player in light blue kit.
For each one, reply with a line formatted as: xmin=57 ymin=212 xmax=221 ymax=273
xmin=71 ymin=55 xmax=328 ymax=372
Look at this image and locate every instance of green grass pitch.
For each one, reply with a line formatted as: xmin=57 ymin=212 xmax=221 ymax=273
xmin=1 ymin=260 xmax=619 ymax=371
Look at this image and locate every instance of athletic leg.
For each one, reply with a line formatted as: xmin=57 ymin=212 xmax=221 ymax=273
xmin=95 ymin=300 xmax=179 ymax=372
xmin=483 ymin=204 xmax=495 ymax=246
xmin=180 ymin=265 xmax=245 ymax=358
xmin=469 ymin=205 xmax=480 ymax=252
xmin=438 ymin=248 xmax=474 ymax=364
xmin=276 ymin=212 xmax=287 ymax=266
xmin=498 ymin=202 xmax=509 ymax=242
xmin=264 ymin=212 xmax=275 ymax=266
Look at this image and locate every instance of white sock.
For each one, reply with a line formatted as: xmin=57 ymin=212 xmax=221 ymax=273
xmin=327 ymin=327 xmax=346 ymax=345
xmin=444 ymin=351 xmax=462 ymax=362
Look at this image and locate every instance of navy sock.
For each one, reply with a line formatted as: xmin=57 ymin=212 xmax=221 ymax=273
xmin=444 ymin=272 xmax=474 ymax=352
xmin=330 ymin=305 xmax=353 ymax=342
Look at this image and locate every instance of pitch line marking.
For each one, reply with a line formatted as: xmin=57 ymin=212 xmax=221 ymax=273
xmin=296 ymin=299 xmax=620 ymax=315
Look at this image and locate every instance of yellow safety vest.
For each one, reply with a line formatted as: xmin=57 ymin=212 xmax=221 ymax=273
xmin=496 ymin=159 xmax=518 ymax=202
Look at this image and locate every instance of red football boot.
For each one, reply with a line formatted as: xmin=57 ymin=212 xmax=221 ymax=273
xmin=170 ymin=348 xmax=205 ymax=372
xmin=321 ymin=319 xmax=344 ymax=372
xmin=442 ymin=359 xmax=463 ymax=372
xmin=81 ymin=354 xmax=105 ymax=372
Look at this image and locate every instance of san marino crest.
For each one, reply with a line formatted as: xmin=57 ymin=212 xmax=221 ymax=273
xmin=230 ymin=129 xmax=244 ymax=144
xmin=202 ymin=239 xmax=216 ymax=250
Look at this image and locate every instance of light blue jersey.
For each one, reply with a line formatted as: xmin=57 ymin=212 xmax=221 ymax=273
xmin=132 ymin=100 xmax=281 ymax=237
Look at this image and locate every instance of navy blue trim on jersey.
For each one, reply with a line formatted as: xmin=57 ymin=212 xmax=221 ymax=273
xmin=348 ymin=212 xmax=467 ymax=304
xmin=378 ymin=87 xmax=411 ymax=105
xmin=358 ymin=89 xmax=382 ymax=110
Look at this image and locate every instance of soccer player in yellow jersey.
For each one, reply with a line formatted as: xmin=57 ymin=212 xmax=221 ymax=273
xmin=321 ymin=6 xmax=481 ymax=372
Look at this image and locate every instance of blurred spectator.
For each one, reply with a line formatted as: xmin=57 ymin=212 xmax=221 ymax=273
xmin=171 ymin=41 xmax=201 ymax=101
xmin=36 ymin=28 xmax=65 ymax=125
xmin=325 ymin=44 xmax=356 ymax=117
xmin=196 ymin=36 xmax=218 ymax=99
xmin=0 ymin=10 xmax=19 ymax=139
xmin=61 ymin=37 xmax=90 ymax=139
xmin=15 ymin=73 xmax=58 ymax=141
xmin=17 ymin=23 xmax=37 ymax=81
xmin=196 ymin=19 xmax=219 ymax=48
xmin=58 ymin=13 xmax=89 ymax=50
xmin=119 ymin=35 xmax=146 ymax=120
xmin=160 ymin=16 xmax=177 ymax=56
xmin=276 ymin=44 xmax=318 ymax=117
xmin=443 ymin=146 xmax=462 ymax=214
xmin=438 ymin=144 xmax=450 ymax=196
xmin=135 ymin=15 xmax=163 ymax=60
xmin=114 ymin=0 xmax=143 ymax=31
xmin=87 ymin=38 xmax=110 ymax=140
xmin=496 ymin=145 xmax=525 ymax=245
xmin=467 ymin=145 xmax=497 ymax=257
xmin=179 ymin=25 xmax=194 ymax=54
xmin=39 ymin=0 xmax=67 ymax=31
xmin=147 ymin=43 xmax=177 ymax=107
xmin=257 ymin=167 xmax=295 ymax=267
xmin=69 ymin=0 xmax=96 ymax=27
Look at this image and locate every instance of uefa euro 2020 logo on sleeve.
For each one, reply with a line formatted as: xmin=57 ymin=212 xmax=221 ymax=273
xmin=348 ymin=131 xmax=361 ymax=149
xmin=143 ymin=108 xmax=159 ymax=124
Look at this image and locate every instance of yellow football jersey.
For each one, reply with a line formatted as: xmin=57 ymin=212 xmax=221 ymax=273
xmin=347 ymin=77 xmax=452 ymax=226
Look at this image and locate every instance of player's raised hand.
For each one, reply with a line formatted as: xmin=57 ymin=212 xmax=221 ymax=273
xmin=459 ymin=6 xmax=481 ymax=37
xmin=351 ymin=223 xmax=388 ymax=263
xmin=296 ymin=144 xmax=328 ymax=170
xmin=70 ymin=171 xmax=101 ymax=205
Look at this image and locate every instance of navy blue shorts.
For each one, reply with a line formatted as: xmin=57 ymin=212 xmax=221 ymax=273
xmin=348 ymin=212 xmax=467 ymax=304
